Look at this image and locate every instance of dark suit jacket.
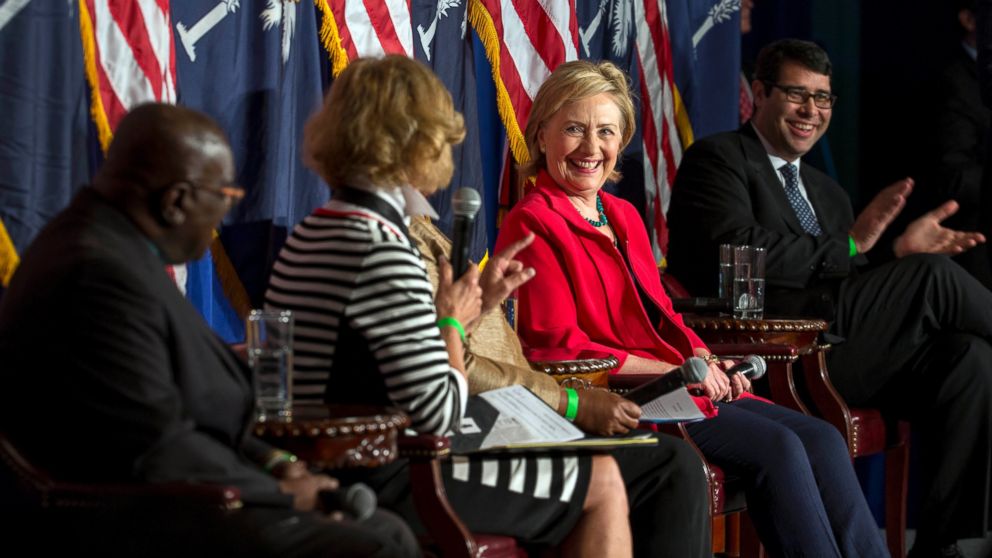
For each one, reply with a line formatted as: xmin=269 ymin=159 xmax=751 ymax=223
xmin=667 ymin=124 xmax=866 ymax=320
xmin=0 ymin=188 xmax=290 ymax=507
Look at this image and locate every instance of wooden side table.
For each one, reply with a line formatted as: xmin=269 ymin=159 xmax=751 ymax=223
xmin=253 ymin=405 xmax=409 ymax=469
xmin=682 ymin=315 xmax=828 ymax=415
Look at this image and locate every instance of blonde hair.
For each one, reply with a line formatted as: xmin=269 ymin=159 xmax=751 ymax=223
xmin=519 ymin=60 xmax=636 ymax=183
xmin=304 ymin=55 xmax=466 ymax=192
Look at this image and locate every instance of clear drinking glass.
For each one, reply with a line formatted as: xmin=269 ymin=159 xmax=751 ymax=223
xmin=718 ymin=243 xmax=734 ymax=301
xmin=246 ymin=309 xmax=294 ymax=422
xmin=732 ymin=246 xmax=766 ymax=319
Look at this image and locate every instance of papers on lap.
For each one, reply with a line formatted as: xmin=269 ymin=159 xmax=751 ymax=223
xmin=450 ymin=385 xmax=657 ymax=454
xmin=624 ymin=385 xmax=707 ymax=424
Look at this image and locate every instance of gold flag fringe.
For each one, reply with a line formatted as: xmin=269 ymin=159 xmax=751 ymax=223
xmin=0 ymin=218 xmax=19 ymax=287
xmin=78 ymin=0 xmax=113 ymax=153
xmin=315 ymin=0 xmax=350 ymax=77
xmin=467 ymin=1 xmax=529 ymax=166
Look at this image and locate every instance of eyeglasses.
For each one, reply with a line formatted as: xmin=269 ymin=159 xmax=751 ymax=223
xmin=764 ymin=82 xmax=838 ymax=109
xmin=180 ymin=180 xmax=246 ymax=205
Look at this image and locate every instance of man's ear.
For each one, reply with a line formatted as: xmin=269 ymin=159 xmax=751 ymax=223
xmin=156 ymin=184 xmax=186 ymax=226
xmin=751 ymin=80 xmax=767 ymax=111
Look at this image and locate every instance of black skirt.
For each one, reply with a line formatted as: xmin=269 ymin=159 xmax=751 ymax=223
xmin=342 ymin=452 xmax=592 ymax=547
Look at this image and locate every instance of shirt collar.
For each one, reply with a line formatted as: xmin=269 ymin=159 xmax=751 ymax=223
xmin=345 ymin=179 xmax=439 ymax=223
xmin=751 ymin=122 xmax=802 ymax=174
xmin=963 ymin=41 xmax=978 ymax=61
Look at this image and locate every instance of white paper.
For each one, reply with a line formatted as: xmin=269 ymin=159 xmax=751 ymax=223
xmin=477 ymin=385 xmax=584 ymax=449
xmin=639 ymin=387 xmax=707 ymax=423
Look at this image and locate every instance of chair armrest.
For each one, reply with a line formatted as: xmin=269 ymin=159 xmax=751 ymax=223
xmin=607 ymin=373 xmax=663 ymax=393
xmin=398 ymin=434 xmax=451 ymax=460
xmin=46 ymin=482 xmax=243 ymax=511
xmin=529 ymin=356 xmax=619 ymax=389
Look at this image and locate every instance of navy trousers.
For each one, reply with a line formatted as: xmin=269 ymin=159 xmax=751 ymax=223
xmin=685 ymin=398 xmax=888 ymax=558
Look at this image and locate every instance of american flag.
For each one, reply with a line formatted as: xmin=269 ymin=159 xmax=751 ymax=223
xmin=468 ymin=0 xmax=579 ymax=165
xmin=317 ymin=0 xmax=414 ymax=76
xmin=79 ymin=0 xmax=177 ymax=152
xmin=634 ymin=0 xmax=687 ymax=259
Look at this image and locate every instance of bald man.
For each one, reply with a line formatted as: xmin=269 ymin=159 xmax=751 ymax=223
xmin=0 ymin=104 xmax=416 ymax=556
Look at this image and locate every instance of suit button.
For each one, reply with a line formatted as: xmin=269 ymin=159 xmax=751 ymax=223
xmin=809 ymin=264 xmax=816 ymax=271
xmin=821 ymin=294 xmax=830 ymax=301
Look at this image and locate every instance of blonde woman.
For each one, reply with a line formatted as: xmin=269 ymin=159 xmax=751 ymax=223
xmin=265 ymin=55 xmax=632 ymax=556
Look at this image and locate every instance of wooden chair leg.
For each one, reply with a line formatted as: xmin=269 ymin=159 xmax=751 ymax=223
xmin=885 ymin=439 xmax=910 ymax=558
xmin=740 ymin=511 xmax=765 ymax=558
xmin=724 ymin=512 xmax=739 ymax=557
xmin=712 ymin=514 xmax=727 ymax=554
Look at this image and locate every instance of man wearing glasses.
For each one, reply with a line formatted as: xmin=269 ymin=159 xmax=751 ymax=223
xmin=667 ymin=39 xmax=992 ymax=557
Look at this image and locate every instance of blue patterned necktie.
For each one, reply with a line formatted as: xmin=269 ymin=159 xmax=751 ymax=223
xmin=779 ymin=163 xmax=823 ymax=236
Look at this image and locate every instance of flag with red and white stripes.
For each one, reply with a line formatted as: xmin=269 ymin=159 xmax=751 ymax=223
xmin=317 ymin=0 xmax=414 ymax=76
xmin=468 ymin=0 xmax=579 ymax=165
xmin=79 ymin=0 xmax=177 ymax=153
xmin=634 ymin=0 xmax=686 ymax=259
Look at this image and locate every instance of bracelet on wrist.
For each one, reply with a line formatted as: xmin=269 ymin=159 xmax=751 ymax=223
xmin=701 ymin=354 xmax=721 ymax=365
xmin=564 ymin=388 xmax=579 ymax=421
xmin=848 ymin=235 xmax=858 ymax=258
xmin=437 ymin=316 xmax=467 ymax=342
xmin=263 ymin=450 xmax=298 ymax=472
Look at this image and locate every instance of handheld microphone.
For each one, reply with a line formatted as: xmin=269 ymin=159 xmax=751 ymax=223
xmin=624 ymin=357 xmax=709 ymax=405
xmin=319 ymin=483 xmax=377 ymax=522
xmin=722 ymin=355 xmax=767 ymax=380
xmin=450 ymin=188 xmax=482 ymax=278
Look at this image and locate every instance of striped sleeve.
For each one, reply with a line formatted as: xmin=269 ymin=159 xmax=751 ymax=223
xmin=264 ymin=209 xmax=466 ymax=435
xmin=347 ymin=232 xmax=467 ymax=434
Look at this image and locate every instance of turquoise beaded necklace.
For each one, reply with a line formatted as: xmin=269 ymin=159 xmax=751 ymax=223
xmin=582 ymin=195 xmax=609 ymax=227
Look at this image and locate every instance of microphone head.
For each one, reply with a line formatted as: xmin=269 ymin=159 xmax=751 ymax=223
xmin=343 ymin=483 xmax=377 ymax=522
xmin=744 ymin=354 xmax=767 ymax=380
xmin=452 ymin=188 xmax=482 ymax=218
xmin=680 ymin=357 xmax=709 ymax=383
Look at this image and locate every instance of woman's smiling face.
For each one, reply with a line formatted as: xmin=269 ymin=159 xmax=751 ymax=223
xmin=538 ymin=93 xmax=623 ymax=198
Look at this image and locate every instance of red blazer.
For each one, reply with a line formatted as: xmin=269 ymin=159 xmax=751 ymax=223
xmin=496 ymin=171 xmax=751 ymax=416
xmin=496 ymin=170 xmax=709 ymax=363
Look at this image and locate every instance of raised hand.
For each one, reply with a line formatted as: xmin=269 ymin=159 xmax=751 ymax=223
xmin=849 ymin=178 xmax=913 ymax=254
xmin=893 ymin=200 xmax=986 ymax=258
xmin=570 ymin=388 xmax=642 ymax=436
xmin=435 ymin=256 xmax=482 ymax=327
xmin=478 ymin=232 xmax=536 ymax=315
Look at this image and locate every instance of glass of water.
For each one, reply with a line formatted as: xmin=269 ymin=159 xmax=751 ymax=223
xmin=732 ymin=246 xmax=766 ymax=319
xmin=246 ymin=309 xmax=294 ymax=422
xmin=718 ymin=243 xmax=734 ymax=302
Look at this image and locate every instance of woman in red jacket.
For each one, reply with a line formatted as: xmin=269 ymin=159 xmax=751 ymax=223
xmin=495 ymin=60 xmax=886 ymax=558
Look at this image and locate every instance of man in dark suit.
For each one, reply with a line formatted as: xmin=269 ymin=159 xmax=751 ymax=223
xmin=933 ymin=0 xmax=992 ymax=287
xmin=667 ymin=39 xmax=992 ymax=558
xmin=0 ymin=104 xmax=416 ymax=556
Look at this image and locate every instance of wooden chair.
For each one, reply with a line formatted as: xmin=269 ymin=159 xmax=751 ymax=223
xmin=0 ymin=431 xmax=243 ymax=512
xmin=664 ymin=273 xmax=910 ymax=558
xmin=0 ymin=431 xmax=244 ymax=554
xmin=253 ymin=404 xmax=520 ymax=558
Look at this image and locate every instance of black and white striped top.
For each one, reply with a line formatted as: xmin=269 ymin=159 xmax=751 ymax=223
xmin=264 ymin=199 xmax=467 ymax=435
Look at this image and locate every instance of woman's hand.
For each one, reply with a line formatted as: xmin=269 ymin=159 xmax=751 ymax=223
xmin=435 ymin=256 xmax=482 ymax=326
xmin=568 ymin=388 xmax=642 ymax=436
xmin=726 ymin=363 xmax=752 ymax=400
xmin=696 ymin=361 xmax=732 ymax=402
xmin=478 ymin=232 xmax=536 ymax=315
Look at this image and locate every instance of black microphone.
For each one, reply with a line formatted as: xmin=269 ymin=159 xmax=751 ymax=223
xmin=450 ymin=188 xmax=482 ymax=277
xmin=723 ymin=355 xmax=767 ymax=380
xmin=319 ymin=483 xmax=377 ymax=521
xmin=624 ymin=357 xmax=710 ymax=405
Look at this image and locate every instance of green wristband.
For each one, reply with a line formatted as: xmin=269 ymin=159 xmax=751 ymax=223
xmin=848 ymin=235 xmax=857 ymax=258
xmin=263 ymin=450 xmax=298 ymax=472
xmin=564 ymin=388 xmax=579 ymax=421
xmin=437 ymin=316 xmax=466 ymax=342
